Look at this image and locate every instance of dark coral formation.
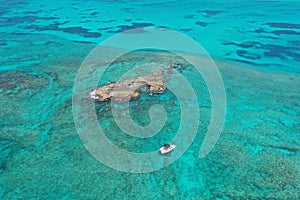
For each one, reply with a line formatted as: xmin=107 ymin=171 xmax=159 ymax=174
xmin=0 ymin=139 xmax=20 ymax=173
xmin=108 ymin=22 xmax=154 ymax=33
xmin=197 ymin=10 xmax=223 ymax=16
xmin=195 ymin=21 xmax=215 ymax=27
xmin=222 ymin=41 xmax=300 ymax=61
xmin=25 ymin=23 xmax=101 ymax=38
xmin=265 ymin=22 xmax=300 ymax=29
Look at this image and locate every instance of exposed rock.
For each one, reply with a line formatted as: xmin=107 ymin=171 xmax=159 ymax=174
xmin=90 ymin=71 xmax=166 ymax=102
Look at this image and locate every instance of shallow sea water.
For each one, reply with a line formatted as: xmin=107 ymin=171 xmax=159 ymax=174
xmin=0 ymin=0 xmax=300 ymax=199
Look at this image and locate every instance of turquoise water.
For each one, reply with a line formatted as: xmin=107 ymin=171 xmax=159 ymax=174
xmin=1 ymin=0 xmax=300 ymax=199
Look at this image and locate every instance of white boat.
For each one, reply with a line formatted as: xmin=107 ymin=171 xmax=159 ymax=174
xmin=159 ymin=144 xmax=176 ymax=155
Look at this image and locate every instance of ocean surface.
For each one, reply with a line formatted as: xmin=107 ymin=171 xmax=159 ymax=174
xmin=0 ymin=0 xmax=300 ymax=199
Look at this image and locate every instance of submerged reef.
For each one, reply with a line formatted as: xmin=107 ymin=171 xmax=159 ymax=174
xmin=0 ymin=139 xmax=20 ymax=173
xmin=90 ymin=71 xmax=166 ymax=102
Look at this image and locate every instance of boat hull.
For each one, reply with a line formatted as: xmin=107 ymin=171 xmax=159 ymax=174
xmin=159 ymin=144 xmax=176 ymax=155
